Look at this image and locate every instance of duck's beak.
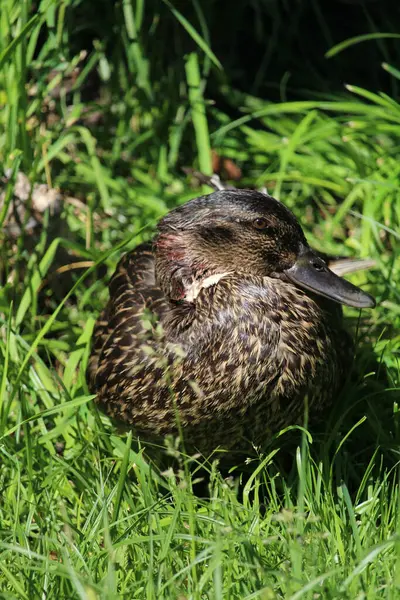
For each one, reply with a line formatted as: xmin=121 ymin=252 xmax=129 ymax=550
xmin=284 ymin=246 xmax=376 ymax=309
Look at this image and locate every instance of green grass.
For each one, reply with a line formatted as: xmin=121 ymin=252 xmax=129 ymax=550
xmin=0 ymin=0 xmax=400 ymax=598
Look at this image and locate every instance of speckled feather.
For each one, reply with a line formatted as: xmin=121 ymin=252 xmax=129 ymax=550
xmin=88 ymin=190 xmax=362 ymax=456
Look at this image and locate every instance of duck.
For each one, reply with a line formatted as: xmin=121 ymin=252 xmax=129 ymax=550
xmin=87 ymin=188 xmax=375 ymax=457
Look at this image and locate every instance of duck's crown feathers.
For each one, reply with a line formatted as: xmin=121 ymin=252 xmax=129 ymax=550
xmin=158 ymin=189 xmax=302 ymax=233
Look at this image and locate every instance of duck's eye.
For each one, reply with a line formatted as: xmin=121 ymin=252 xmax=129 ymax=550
xmin=252 ymin=217 xmax=269 ymax=230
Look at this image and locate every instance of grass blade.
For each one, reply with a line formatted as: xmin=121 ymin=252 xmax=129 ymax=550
xmin=326 ymin=33 xmax=400 ymax=58
xmin=163 ymin=0 xmax=222 ymax=69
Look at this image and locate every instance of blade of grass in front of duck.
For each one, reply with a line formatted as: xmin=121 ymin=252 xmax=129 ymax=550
xmin=111 ymin=431 xmax=132 ymax=525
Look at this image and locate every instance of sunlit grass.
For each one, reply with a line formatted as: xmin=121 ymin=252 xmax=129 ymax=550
xmin=0 ymin=0 xmax=399 ymax=598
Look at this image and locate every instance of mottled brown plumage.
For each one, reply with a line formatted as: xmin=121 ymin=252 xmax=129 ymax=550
xmin=88 ymin=189 xmax=375 ymax=457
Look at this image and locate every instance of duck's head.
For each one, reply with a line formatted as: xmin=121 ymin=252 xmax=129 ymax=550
xmin=154 ymin=189 xmax=375 ymax=308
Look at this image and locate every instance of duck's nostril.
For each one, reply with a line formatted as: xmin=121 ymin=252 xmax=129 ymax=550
xmin=312 ymin=261 xmax=325 ymax=272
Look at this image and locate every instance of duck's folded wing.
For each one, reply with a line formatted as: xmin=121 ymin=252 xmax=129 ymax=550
xmin=87 ymin=242 xmax=169 ymax=392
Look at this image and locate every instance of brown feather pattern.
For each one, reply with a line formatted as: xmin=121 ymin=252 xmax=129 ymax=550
xmin=87 ymin=189 xmax=373 ymax=456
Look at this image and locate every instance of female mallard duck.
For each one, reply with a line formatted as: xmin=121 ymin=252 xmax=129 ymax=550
xmin=88 ymin=189 xmax=375 ymax=457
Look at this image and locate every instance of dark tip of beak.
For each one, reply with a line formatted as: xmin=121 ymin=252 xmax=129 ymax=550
xmin=285 ymin=248 xmax=376 ymax=309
